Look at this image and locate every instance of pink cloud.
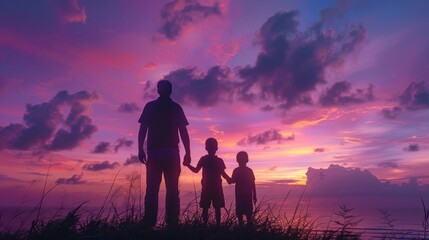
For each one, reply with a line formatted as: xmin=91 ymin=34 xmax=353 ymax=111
xmin=209 ymin=38 xmax=242 ymax=65
xmin=51 ymin=0 xmax=87 ymax=24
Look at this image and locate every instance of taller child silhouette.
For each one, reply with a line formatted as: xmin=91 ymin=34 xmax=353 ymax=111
xmin=138 ymin=80 xmax=191 ymax=227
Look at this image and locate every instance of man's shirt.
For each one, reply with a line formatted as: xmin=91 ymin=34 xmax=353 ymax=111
xmin=139 ymin=97 xmax=188 ymax=150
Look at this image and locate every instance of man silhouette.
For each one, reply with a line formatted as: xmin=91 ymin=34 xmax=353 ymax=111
xmin=138 ymin=80 xmax=191 ymax=227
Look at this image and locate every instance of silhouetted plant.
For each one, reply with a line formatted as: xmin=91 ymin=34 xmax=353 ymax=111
xmin=333 ymin=204 xmax=362 ymax=239
xmin=422 ymin=198 xmax=429 ymax=240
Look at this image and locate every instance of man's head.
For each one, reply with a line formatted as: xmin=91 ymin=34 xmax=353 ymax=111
xmin=157 ymin=80 xmax=172 ymax=97
xmin=205 ymin=138 xmax=218 ymax=155
xmin=236 ymin=151 xmax=248 ymax=166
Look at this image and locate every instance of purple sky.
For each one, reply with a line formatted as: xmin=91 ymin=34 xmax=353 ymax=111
xmin=1 ymin=0 xmax=429 ymax=223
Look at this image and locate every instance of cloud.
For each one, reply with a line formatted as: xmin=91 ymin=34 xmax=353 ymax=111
xmin=92 ymin=141 xmax=110 ymax=154
xmin=268 ymin=166 xmax=278 ymax=172
xmin=260 ymin=105 xmax=275 ymax=111
xmin=269 ymin=179 xmax=299 ymax=185
xmin=118 ymin=102 xmax=141 ymax=113
xmin=237 ymin=129 xmax=294 ymax=146
xmin=0 ymin=90 xmax=98 ymax=151
xmin=55 ymin=173 xmax=86 ymax=185
xmin=237 ymin=9 xmax=367 ymax=109
xmin=162 ymin=66 xmax=232 ymax=107
xmin=319 ymin=81 xmax=374 ymax=106
xmin=123 ymin=155 xmax=140 ymax=166
xmin=306 ymin=164 xmax=428 ymax=197
xmin=0 ymin=173 xmax=22 ymax=182
xmin=83 ymin=161 xmax=120 ymax=171
xmin=380 ymin=81 xmax=429 ymax=119
xmin=399 ymin=81 xmax=429 ymax=110
xmin=157 ymin=0 xmax=221 ymax=40
xmin=314 ymin=148 xmax=326 ymax=153
xmin=114 ymin=138 xmax=133 ymax=153
xmin=404 ymin=144 xmax=419 ymax=152
xmin=381 ymin=106 xmax=402 ymax=119
xmin=376 ymin=159 xmax=399 ymax=169
xmin=51 ymin=0 xmax=87 ymax=24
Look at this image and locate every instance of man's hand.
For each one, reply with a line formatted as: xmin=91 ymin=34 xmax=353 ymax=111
xmin=183 ymin=152 xmax=191 ymax=166
xmin=139 ymin=150 xmax=147 ymax=164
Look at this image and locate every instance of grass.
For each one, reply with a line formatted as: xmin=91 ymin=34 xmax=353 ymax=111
xmin=1 ymin=168 xmax=428 ymax=239
xmin=0 ymin=201 xmax=352 ymax=240
xmin=5 ymin=196 xmax=427 ymax=240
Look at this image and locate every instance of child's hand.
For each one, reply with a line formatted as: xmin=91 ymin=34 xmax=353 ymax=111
xmin=227 ymin=178 xmax=232 ymax=184
xmin=253 ymin=195 xmax=257 ymax=204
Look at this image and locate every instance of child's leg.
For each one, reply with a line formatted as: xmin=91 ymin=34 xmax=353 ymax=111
xmin=237 ymin=214 xmax=244 ymax=226
xmin=202 ymin=208 xmax=209 ymax=225
xmin=215 ymin=208 xmax=221 ymax=225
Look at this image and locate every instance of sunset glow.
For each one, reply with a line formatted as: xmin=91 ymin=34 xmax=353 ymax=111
xmin=1 ymin=0 xmax=429 ymax=231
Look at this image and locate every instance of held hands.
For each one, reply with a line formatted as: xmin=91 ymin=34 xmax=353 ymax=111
xmin=138 ymin=149 xmax=147 ymax=164
xmin=183 ymin=152 xmax=191 ymax=166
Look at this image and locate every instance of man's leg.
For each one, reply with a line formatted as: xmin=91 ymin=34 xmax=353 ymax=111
xmin=164 ymin=150 xmax=181 ymax=226
xmin=215 ymin=208 xmax=221 ymax=225
xmin=202 ymin=208 xmax=209 ymax=225
xmin=245 ymin=213 xmax=253 ymax=226
xmin=237 ymin=214 xmax=244 ymax=226
xmin=143 ymin=159 xmax=162 ymax=227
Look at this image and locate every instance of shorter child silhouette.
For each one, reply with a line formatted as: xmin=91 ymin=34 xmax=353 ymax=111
xmin=230 ymin=151 xmax=257 ymax=226
xmin=186 ymin=138 xmax=231 ymax=225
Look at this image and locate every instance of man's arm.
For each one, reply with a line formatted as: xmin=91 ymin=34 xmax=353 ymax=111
xmin=179 ymin=125 xmax=191 ymax=166
xmin=138 ymin=124 xmax=148 ymax=164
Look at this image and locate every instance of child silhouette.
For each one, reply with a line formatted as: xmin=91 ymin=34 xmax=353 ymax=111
xmin=230 ymin=151 xmax=257 ymax=226
xmin=186 ymin=138 xmax=231 ymax=225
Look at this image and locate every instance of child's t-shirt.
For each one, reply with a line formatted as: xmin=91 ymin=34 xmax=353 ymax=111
xmin=197 ymin=155 xmax=226 ymax=189
xmin=232 ymin=166 xmax=255 ymax=197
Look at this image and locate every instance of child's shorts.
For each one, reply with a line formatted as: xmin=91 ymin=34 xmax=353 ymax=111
xmin=235 ymin=195 xmax=253 ymax=216
xmin=200 ymin=184 xmax=225 ymax=209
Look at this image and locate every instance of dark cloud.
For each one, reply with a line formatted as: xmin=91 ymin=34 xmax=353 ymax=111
xmin=162 ymin=66 xmax=232 ymax=107
xmin=314 ymin=147 xmax=326 ymax=153
xmin=404 ymin=144 xmax=419 ymax=152
xmin=83 ymin=160 xmax=120 ymax=171
xmin=237 ymin=129 xmax=294 ymax=146
xmin=92 ymin=142 xmax=110 ymax=154
xmin=114 ymin=138 xmax=133 ymax=153
xmin=306 ymin=164 xmax=428 ymax=197
xmin=118 ymin=102 xmax=141 ymax=113
xmin=399 ymin=81 xmax=429 ymax=110
xmin=380 ymin=81 xmax=429 ymax=119
xmin=381 ymin=106 xmax=402 ymax=120
xmin=237 ymin=9 xmax=367 ymax=109
xmin=260 ymin=105 xmax=275 ymax=111
xmin=55 ymin=173 xmax=86 ymax=185
xmin=319 ymin=81 xmax=374 ymax=106
xmin=0 ymin=90 xmax=98 ymax=151
xmin=157 ymin=0 xmax=221 ymax=40
xmin=269 ymin=179 xmax=298 ymax=185
xmin=123 ymin=155 xmax=140 ymax=166
xmin=376 ymin=159 xmax=399 ymax=169
xmin=268 ymin=166 xmax=278 ymax=172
